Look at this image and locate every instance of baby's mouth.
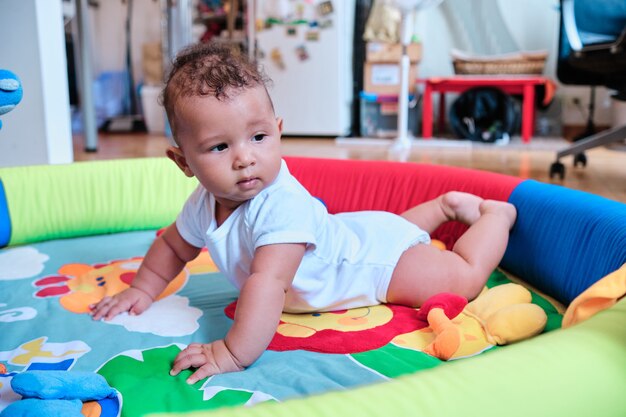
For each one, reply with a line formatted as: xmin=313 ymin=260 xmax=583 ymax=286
xmin=237 ymin=177 xmax=260 ymax=188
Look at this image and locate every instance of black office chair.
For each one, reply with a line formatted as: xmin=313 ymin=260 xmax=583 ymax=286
xmin=549 ymin=0 xmax=626 ymax=179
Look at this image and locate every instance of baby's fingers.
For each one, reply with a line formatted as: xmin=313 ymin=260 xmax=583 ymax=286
xmin=102 ymin=302 xmax=130 ymax=321
xmin=90 ymin=297 xmax=113 ymax=321
xmin=186 ymin=364 xmax=219 ymax=384
xmin=170 ymin=346 xmax=218 ymax=383
xmin=90 ymin=297 xmax=129 ymax=321
xmin=129 ymin=297 xmax=152 ymax=316
xmin=169 ymin=350 xmax=199 ymax=376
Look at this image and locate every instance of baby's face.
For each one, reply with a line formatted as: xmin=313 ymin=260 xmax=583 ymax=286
xmin=173 ymin=86 xmax=283 ymax=210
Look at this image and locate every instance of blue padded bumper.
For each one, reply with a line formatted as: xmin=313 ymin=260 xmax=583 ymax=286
xmin=0 ymin=179 xmax=10 ymax=247
xmin=502 ymin=180 xmax=626 ymax=304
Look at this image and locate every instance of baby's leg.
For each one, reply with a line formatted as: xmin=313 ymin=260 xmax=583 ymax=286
xmin=400 ymin=191 xmax=483 ymax=234
xmin=388 ymin=200 xmax=517 ymax=306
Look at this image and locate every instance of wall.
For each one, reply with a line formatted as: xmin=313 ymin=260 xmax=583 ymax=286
xmin=0 ymin=0 xmax=73 ymax=168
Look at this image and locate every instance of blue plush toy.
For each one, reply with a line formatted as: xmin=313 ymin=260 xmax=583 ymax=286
xmin=0 ymin=370 xmax=118 ymax=417
xmin=0 ymin=69 xmax=23 ymax=130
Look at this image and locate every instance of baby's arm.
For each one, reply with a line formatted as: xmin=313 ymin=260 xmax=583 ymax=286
xmin=170 ymin=242 xmax=306 ymax=383
xmin=90 ymin=223 xmax=201 ymax=321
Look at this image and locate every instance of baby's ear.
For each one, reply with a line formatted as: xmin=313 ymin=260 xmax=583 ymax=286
xmin=166 ymin=146 xmax=194 ymax=177
xmin=276 ymin=117 xmax=283 ymax=135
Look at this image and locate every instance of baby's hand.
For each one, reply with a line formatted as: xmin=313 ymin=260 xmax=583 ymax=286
xmin=170 ymin=340 xmax=244 ymax=384
xmin=90 ymin=287 xmax=153 ymax=321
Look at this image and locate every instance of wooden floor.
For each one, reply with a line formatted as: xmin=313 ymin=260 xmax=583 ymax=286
xmin=73 ymin=133 xmax=626 ymax=203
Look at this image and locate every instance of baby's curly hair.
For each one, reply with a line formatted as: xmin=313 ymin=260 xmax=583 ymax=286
xmin=161 ymin=42 xmax=271 ymax=139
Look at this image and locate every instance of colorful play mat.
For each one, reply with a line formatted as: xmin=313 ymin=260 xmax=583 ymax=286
xmin=1 ymin=157 xmax=624 ymax=417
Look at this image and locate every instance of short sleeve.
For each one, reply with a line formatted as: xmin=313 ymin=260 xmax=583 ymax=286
xmin=175 ymin=185 xmax=210 ymax=248
xmin=246 ymin=186 xmax=320 ymax=250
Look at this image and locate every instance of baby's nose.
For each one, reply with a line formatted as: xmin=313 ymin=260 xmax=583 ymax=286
xmin=234 ymin=146 xmax=256 ymax=169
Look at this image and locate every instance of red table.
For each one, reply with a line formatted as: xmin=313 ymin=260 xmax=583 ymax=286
xmin=418 ymin=76 xmax=556 ymax=143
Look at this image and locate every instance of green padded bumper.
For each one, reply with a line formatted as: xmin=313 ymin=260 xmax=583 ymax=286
xmin=0 ymin=158 xmax=197 ymax=246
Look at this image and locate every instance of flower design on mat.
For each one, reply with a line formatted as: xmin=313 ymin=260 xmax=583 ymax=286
xmin=32 ymin=250 xmax=216 ymax=314
xmin=225 ymin=301 xmax=427 ymax=354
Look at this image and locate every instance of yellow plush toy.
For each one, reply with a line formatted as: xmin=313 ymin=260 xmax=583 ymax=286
xmin=419 ymin=283 xmax=548 ymax=360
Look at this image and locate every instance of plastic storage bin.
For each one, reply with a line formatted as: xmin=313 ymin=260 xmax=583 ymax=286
xmin=93 ymin=71 xmax=127 ymax=128
xmin=359 ymin=92 xmax=419 ymax=138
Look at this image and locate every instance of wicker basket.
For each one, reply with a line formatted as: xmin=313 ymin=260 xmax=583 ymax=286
xmin=451 ymin=50 xmax=548 ymax=75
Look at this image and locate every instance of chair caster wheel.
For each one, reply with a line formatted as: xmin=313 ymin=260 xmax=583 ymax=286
xmin=574 ymin=152 xmax=587 ymax=167
xmin=550 ymin=161 xmax=565 ymax=180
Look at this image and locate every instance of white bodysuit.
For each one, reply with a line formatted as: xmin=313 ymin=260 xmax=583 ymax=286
xmin=176 ymin=160 xmax=430 ymax=313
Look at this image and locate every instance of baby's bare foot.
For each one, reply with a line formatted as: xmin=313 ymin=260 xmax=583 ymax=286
xmin=479 ymin=200 xmax=517 ymax=229
xmin=440 ymin=191 xmax=484 ymax=225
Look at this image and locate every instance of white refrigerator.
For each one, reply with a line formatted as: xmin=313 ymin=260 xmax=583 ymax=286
xmin=252 ymin=0 xmax=355 ymax=136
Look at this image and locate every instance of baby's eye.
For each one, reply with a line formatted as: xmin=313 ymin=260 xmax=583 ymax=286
xmin=209 ymin=143 xmax=228 ymax=152
xmin=252 ymin=134 xmax=266 ymax=142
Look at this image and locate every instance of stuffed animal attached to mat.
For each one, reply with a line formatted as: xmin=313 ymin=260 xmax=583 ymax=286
xmin=0 ymin=69 xmax=23 ymax=130
xmin=418 ymin=283 xmax=548 ymax=360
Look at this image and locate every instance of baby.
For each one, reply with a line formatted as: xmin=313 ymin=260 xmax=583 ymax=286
xmin=91 ymin=42 xmax=517 ymax=384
